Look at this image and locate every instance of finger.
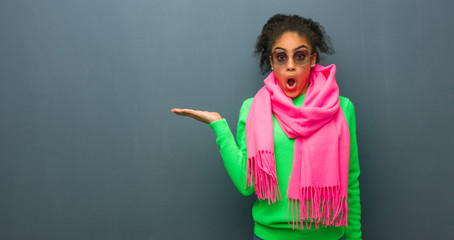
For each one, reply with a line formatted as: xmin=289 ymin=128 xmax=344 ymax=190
xmin=172 ymin=109 xmax=205 ymax=120
xmin=172 ymin=109 xmax=189 ymax=116
xmin=171 ymin=108 xmax=188 ymax=113
xmin=175 ymin=109 xmax=203 ymax=117
xmin=172 ymin=108 xmax=196 ymax=113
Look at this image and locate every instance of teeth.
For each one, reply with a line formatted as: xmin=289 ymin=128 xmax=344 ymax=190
xmin=287 ymin=78 xmax=296 ymax=87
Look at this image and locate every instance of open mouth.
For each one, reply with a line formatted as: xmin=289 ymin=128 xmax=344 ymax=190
xmin=287 ymin=78 xmax=296 ymax=87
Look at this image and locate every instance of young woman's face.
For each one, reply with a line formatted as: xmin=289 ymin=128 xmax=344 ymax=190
xmin=270 ymin=32 xmax=317 ymax=98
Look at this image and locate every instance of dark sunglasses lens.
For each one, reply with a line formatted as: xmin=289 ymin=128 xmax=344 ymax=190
xmin=273 ymin=52 xmax=287 ymax=65
xmin=293 ymin=50 xmax=309 ymax=65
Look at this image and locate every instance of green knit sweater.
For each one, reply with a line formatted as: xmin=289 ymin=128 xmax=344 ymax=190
xmin=210 ymin=94 xmax=362 ymax=240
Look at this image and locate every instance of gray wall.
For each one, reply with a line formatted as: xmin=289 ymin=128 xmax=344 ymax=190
xmin=1 ymin=0 xmax=453 ymax=239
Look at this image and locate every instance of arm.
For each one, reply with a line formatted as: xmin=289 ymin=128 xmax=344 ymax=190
xmin=209 ymin=99 xmax=254 ymax=196
xmin=171 ymin=101 xmax=255 ymax=196
xmin=344 ymin=100 xmax=362 ymax=240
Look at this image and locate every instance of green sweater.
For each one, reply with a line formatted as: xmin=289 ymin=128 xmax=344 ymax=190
xmin=210 ymin=94 xmax=362 ymax=240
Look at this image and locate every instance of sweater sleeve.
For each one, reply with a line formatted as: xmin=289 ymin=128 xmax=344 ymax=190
xmin=344 ymin=100 xmax=362 ymax=240
xmin=209 ymin=99 xmax=254 ymax=196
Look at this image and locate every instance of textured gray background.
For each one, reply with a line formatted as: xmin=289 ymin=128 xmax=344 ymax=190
xmin=1 ymin=0 xmax=454 ymax=239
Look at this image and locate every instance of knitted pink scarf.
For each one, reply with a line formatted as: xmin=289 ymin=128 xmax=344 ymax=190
xmin=245 ymin=64 xmax=350 ymax=229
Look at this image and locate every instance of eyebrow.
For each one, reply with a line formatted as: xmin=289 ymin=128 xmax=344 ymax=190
xmin=273 ymin=44 xmax=309 ymax=52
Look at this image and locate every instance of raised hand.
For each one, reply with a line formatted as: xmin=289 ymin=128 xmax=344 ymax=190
xmin=171 ymin=108 xmax=222 ymax=124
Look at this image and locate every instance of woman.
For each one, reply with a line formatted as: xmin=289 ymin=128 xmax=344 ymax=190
xmin=172 ymin=14 xmax=361 ymax=240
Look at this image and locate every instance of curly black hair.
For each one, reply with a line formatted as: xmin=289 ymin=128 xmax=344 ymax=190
xmin=254 ymin=14 xmax=335 ymax=74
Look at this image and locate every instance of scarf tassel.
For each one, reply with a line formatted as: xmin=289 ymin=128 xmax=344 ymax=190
xmin=287 ymin=186 xmax=348 ymax=230
xmin=246 ymin=150 xmax=281 ymax=204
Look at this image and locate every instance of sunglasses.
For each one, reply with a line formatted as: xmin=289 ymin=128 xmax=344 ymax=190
xmin=270 ymin=49 xmax=313 ymax=66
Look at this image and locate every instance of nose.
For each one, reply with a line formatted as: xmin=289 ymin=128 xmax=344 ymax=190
xmin=286 ymin=57 xmax=296 ymax=71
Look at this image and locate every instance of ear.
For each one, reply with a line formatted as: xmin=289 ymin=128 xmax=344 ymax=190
xmin=311 ymin=53 xmax=317 ymax=67
xmin=269 ymin=56 xmax=274 ymax=70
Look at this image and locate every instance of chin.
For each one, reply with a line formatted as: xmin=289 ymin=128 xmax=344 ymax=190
xmin=285 ymin=91 xmax=301 ymax=98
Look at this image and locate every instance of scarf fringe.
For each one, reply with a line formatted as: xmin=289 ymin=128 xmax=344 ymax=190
xmin=246 ymin=150 xmax=281 ymax=204
xmin=287 ymin=186 xmax=348 ymax=230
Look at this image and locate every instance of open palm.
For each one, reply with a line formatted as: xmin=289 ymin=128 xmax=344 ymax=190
xmin=171 ymin=108 xmax=222 ymax=124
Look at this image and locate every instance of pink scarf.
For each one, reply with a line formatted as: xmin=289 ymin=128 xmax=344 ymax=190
xmin=245 ymin=64 xmax=350 ymax=229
